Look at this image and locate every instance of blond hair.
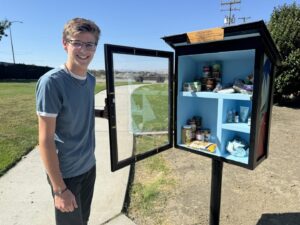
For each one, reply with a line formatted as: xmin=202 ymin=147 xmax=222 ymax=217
xmin=63 ymin=18 xmax=101 ymax=44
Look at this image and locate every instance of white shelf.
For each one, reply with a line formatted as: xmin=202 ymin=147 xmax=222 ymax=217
xmin=224 ymin=153 xmax=249 ymax=164
xmin=181 ymin=91 xmax=252 ymax=101
xmin=222 ymin=123 xmax=250 ymax=133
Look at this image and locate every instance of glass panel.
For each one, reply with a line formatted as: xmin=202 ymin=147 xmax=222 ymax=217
xmin=112 ymin=53 xmax=170 ymax=161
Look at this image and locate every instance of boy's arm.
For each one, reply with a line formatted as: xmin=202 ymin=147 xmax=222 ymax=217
xmin=38 ymin=115 xmax=78 ymax=212
xmin=38 ymin=116 xmax=66 ymax=192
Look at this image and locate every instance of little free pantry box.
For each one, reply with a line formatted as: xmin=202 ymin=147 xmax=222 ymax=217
xmin=103 ymin=21 xmax=280 ymax=172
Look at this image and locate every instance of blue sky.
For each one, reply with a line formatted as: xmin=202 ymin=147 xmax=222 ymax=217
xmin=0 ymin=0 xmax=297 ymax=70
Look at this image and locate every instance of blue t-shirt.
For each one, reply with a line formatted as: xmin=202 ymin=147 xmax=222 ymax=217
xmin=36 ymin=67 xmax=96 ymax=178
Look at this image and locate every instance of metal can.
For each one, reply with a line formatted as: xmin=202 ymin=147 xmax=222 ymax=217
xmin=182 ymin=125 xmax=192 ymax=144
xmin=203 ymin=66 xmax=211 ymax=77
xmin=200 ymin=130 xmax=205 ymax=141
xmin=203 ymin=129 xmax=211 ymax=142
xmin=212 ymin=63 xmax=221 ymax=72
xmin=206 ymin=78 xmax=216 ymax=91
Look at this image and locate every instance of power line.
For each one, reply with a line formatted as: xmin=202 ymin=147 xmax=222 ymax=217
xmin=238 ymin=16 xmax=251 ymax=23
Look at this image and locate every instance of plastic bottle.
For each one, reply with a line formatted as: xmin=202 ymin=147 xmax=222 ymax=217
xmin=227 ymin=110 xmax=233 ymax=123
xmin=234 ymin=111 xmax=239 ymax=123
xmin=248 ymin=117 xmax=251 ymax=126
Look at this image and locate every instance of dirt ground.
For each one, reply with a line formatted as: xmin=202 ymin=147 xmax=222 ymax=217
xmin=128 ymin=105 xmax=300 ymax=225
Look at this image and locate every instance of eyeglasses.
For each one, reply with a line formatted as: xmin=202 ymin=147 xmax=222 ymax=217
xmin=67 ymin=39 xmax=97 ymax=51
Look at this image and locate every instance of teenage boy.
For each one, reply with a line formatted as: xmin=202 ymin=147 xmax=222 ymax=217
xmin=36 ymin=18 xmax=101 ymax=225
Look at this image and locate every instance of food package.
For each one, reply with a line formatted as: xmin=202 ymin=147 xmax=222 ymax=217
xmin=189 ymin=140 xmax=216 ymax=153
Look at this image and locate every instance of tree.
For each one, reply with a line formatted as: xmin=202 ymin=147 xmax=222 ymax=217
xmin=0 ymin=19 xmax=11 ymax=41
xmin=268 ymin=2 xmax=300 ymax=103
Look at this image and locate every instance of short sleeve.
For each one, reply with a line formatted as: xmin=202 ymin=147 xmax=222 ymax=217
xmin=36 ymin=75 xmax=62 ymax=117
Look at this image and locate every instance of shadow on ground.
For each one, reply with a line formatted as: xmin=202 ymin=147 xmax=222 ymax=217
xmin=257 ymin=212 xmax=300 ymax=225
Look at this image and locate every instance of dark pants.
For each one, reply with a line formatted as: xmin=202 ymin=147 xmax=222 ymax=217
xmin=48 ymin=166 xmax=96 ymax=225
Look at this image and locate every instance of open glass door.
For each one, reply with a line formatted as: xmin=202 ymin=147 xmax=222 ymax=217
xmin=104 ymin=44 xmax=174 ymax=171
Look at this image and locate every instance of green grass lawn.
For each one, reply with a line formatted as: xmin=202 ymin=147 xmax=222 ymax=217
xmin=0 ymin=81 xmax=38 ymax=176
xmin=131 ymin=83 xmax=169 ymax=155
xmin=131 ymin=83 xmax=169 ymax=132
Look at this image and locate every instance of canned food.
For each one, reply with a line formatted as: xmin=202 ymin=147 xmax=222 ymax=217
xmin=206 ymin=78 xmax=216 ymax=91
xmin=203 ymin=129 xmax=211 ymax=142
xmin=212 ymin=63 xmax=221 ymax=72
xmin=203 ymin=66 xmax=211 ymax=77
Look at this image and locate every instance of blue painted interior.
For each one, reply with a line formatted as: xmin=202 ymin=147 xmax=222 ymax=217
xmin=222 ymin=99 xmax=252 ymax=123
xmin=178 ymin=57 xmax=199 ymax=90
xmin=177 ymin=97 xmax=218 ymax=141
xmin=177 ymin=49 xmax=255 ymax=164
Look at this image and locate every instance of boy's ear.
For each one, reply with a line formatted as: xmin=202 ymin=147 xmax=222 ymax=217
xmin=62 ymin=39 xmax=68 ymax=51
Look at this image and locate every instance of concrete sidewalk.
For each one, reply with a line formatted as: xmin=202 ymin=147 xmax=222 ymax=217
xmin=0 ymin=89 xmax=136 ymax=225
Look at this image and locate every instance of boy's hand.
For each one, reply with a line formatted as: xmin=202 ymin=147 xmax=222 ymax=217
xmin=94 ymin=98 xmax=108 ymax=119
xmin=54 ymin=189 xmax=78 ymax=213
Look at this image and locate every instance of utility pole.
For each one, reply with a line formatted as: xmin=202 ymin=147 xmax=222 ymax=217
xmin=221 ymin=0 xmax=241 ymax=26
xmin=9 ymin=20 xmax=23 ymax=64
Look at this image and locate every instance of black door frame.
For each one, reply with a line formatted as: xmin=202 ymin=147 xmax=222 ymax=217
xmin=104 ymin=44 xmax=174 ymax=171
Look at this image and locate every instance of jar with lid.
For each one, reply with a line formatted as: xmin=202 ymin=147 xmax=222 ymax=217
xmin=212 ymin=63 xmax=221 ymax=81
xmin=188 ymin=119 xmax=197 ymax=140
xmin=195 ymin=130 xmax=203 ymax=141
xmin=182 ymin=125 xmax=192 ymax=144
xmin=193 ymin=116 xmax=202 ymax=130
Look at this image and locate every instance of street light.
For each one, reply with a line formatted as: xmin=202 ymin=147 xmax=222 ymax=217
xmin=9 ymin=20 xmax=23 ymax=64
